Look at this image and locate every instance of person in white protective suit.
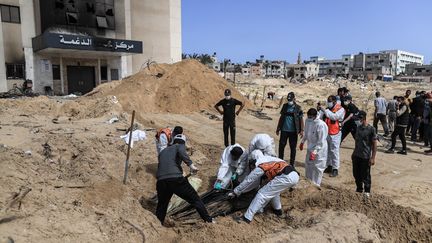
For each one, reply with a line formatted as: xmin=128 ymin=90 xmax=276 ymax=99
xmin=248 ymin=133 xmax=277 ymax=157
xmin=299 ymin=108 xmax=328 ymax=186
xmin=318 ymin=95 xmax=345 ymax=177
xmin=214 ymin=144 xmax=248 ymax=190
xmin=228 ymin=152 xmax=299 ymax=223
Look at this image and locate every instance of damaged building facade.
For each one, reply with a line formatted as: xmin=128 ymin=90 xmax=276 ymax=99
xmin=309 ymin=55 xmax=353 ymax=76
xmin=0 ymin=0 xmax=182 ymax=94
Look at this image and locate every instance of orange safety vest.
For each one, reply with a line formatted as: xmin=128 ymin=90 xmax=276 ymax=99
xmin=258 ymin=161 xmax=289 ymax=181
xmin=325 ymin=104 xmax=342 ymax=135
xmin=155 ymin=128 xmax=172 ymax=143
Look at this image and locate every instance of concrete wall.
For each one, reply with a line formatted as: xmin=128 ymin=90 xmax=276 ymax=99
xmin=130 ymin=0 xmax=181 ymax=73
xmin=0 ymin=9 xmax=6 ymax=91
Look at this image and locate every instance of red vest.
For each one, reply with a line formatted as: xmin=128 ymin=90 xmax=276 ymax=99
xmin=325 ymin=104 xmax=342 ymax=135
xmin=258 ymin=161 xmax=289 ymax=181
xmin=155 ymin=128 xmax=172 ymax=143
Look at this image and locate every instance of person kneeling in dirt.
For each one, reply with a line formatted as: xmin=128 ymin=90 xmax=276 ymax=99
xmin=228 ymin=153 xmax=299 ymax=223
xmin=155 ymin=126 xmax=183 ymax=154
xmin=299 ymin=108 xmax=328 ymax=187
xmin=156 ymin=134 xmax=214 ymax=225
xmin=214 ymin=144 xmax=248 ymax=190
xmin=248 ymin=133 xmax=277 ymax=158
xmin=352 ymin=111 xmax=377 ymax=199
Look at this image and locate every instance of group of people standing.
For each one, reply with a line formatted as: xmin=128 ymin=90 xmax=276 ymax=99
xmin=382 ymin=90 xmax=432 ymax=155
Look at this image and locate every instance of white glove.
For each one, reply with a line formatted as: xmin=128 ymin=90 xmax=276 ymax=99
xmin=189 ymin=164 xmax=199 ymax=174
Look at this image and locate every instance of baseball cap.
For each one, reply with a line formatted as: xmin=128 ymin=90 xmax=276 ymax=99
xmin=287 ymin=92 xmax=295 ymax=101
xmin=224 ymin=89 xmax=231 ymax=96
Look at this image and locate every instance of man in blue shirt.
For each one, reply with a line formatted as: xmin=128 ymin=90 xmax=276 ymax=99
xmin=276 ymin=92 xmax=304 ymax=166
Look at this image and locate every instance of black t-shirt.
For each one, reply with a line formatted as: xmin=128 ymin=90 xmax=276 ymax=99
xmin=344 ymin=103 xmax=359 ymax=121
xmin=352 ymin=124 xmax=377 ymax=160
xmin=216 ymin=98 xmax=243 ymax=122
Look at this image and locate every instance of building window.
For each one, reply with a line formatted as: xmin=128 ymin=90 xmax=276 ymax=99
xmin=66 ymin=12 xmax=78 ymax=25
xmin=1 ymin=4 xmax=20 ymax=23
xmin=110 ymin=69 xmax=119 ymax=80
xmin=96 ymin=16 xmax=108 ymax=28
xmin=52 ymin=65 xmax=61 ymax=80
xmin=6 ymin=63 xmax=25 ymax=79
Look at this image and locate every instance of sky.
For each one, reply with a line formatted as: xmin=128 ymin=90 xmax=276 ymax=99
xmin=182 ymin=0 xmax=432 ymax=64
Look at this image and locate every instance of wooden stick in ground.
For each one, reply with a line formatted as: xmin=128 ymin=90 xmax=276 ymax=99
xmin=123 ymin=110 xmax=136 ymax=184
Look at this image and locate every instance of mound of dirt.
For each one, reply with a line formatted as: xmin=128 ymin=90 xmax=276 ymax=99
xmin=94 ymin=59 xmax=249 ymax=114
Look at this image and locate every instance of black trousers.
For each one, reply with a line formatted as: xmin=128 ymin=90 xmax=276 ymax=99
xmin=278 ymin=131 xmax=298 ymax=165
xmin=223 ymin=120 xmax=236 ymax=147
xmin=390 ymin=126 xmax=407 ymax=150
xmin=156 ymin=177 xmax=212 ymax=224
xmin=352 ymin=155 xmax=371 ymax=193
xmin=410 ymin=116 xmax=422 ymax=141
xmin=341 ymin=122 xmax=357 ymax=143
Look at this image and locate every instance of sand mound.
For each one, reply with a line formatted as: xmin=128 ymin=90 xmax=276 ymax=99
xmin=95 ymin=59 xmax=249 ymax=114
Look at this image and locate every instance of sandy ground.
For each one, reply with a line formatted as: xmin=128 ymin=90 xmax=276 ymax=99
xmin=1 ymin=70 xmax=432 ymax=242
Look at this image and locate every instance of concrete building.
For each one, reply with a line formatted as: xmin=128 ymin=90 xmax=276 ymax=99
xmin=310 ymin=54 xmax=353 ymax=76
xmin=286 ymin=63 xmax=319 ymax=79
xmin=405 ymin=63 xmax=432 ymax=76
xmin=350 ymin=52 xmax=396 ymax=79
xmin=380 ymin=50 xmax=423 ymax=75
xmin=265 ymin=61 xmax=285 ymax=78
xmin=0 ymin=0 xmax=181 ymax=94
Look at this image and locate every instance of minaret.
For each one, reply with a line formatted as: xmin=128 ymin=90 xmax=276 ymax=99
xmin=297 ymin=52 xmax=301 ymax=64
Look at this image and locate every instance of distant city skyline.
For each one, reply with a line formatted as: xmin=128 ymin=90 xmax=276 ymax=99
xmin=182 ymin=0 xmax=432 ymax=64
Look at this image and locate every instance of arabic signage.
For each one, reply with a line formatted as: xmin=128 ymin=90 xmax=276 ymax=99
xmin=32 ymin=32 xmax=143 ymax=54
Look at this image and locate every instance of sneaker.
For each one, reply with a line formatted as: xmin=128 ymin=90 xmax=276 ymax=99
xmin=235 ymin=215 xmax=251 ymax=224
xmin=385 ymin=148 xmax=395 ymax=154
xmin=363 ymin=192 xmax=370 ymax=200
xmin=329 ymin=169 xmax=338 ymax=177
xmin=273 ymin=209 xmax=283 ymax=216
xmin=324 ymin=166 xmax=333 ymax=173
xmin=209 ymin=218 xmax=216 ymax=224
xmin=397 ymin=150 xmax=407 ymax=155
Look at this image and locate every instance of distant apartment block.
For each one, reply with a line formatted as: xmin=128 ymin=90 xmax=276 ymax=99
xmin=310 ymin=54 xmax=353 ymax=76
xmin=380 ymin=50 xmax=424 ymax=75
xmin=350 ymin=52 xmax=396 ymax=79
xmin=405 ymin=63 xmax=432 ymax=76
xmin=286 ymin=63 xmax=318 ymax=79
xmin=265 ymin=61 xmax=286 ymax=78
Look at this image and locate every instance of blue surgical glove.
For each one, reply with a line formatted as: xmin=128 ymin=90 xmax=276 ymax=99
xmin=231 ymin=173 xmax=238 ymax=181
xmin=214 ymin=182 xmax=222 ymax=190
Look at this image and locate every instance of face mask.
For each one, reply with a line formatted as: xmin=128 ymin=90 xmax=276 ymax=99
xmin=355 ymin=120 xmax=362 ymax=126
xmin=225 ymin=96 xmax=231 ymax=100
xmin=288 ymin=101 xmax=294 ymax=105
xmin=327 ymin=102 xmax=334 ymax=108
xmin=344 ymin=101 xmax=350 ymax=106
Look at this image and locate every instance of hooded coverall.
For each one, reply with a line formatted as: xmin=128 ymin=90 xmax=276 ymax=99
xmin=233 ymin=155 xmax=299 ymax=222
xmin=320 ymin=106 xmax=345 ymax=170
xmin=249 ymin=134 xmax=277 ymax=158
xmin=301 ymin=117 xmax=328 ymax=186
xmin=215 ymin=144 xmax=248 ymax=189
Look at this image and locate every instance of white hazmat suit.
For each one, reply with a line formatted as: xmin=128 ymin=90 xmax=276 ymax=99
xmin=215 ymin=144 xmax=248 ymax=189
xmin=319 ymin=106 xmax=345 ymax=170
xmin=301 ymin=117 xmax=328 ymax=186
xmin=249 ymin=134 xmax=277 ymax=157
xmin=233 ymin=153 xmax=299 ymax=222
